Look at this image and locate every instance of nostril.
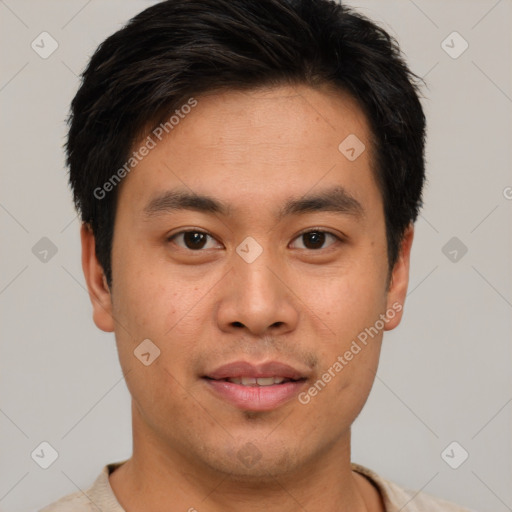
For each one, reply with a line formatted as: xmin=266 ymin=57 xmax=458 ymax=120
xmin=232 ymin=321 xmax=244 ymax=328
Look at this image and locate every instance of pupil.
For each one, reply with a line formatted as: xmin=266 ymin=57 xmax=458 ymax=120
xmin=184 ymin=232 xmax=206 ymax=249
xmin=304 ymin=231 xmax=325 ymax=249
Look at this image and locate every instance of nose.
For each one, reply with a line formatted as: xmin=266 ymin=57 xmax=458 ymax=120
xmin=216 ymin=245 xmax=300 ymax=337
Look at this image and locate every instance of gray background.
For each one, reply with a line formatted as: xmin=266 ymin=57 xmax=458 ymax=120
xmin=1 ymin=1 xmax=511 ymax=511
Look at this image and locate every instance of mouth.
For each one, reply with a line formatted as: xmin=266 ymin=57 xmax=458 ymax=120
xmin=202 ymin=361 xmax=308 ymax=411
xmin=213 ymin=376 xmax=299 ymax=386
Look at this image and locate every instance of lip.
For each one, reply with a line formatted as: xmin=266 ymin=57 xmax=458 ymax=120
xmin=203 ymin=360 xmax=308 ymax=412
xmin=206 ymin=361 xmax=307 ymax=380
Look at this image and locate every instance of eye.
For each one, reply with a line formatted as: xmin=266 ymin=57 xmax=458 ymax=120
xmin=290 ymin=230 xmax=341 ymax=250
xmin=168 ymin=230 xmax=222 ymax=251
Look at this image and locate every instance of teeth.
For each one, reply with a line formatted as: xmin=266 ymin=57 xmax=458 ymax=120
xmin=226 ymin=377 xmax=288 ymax=386
xmin=255 ymin=377 xmax=275 ymax=386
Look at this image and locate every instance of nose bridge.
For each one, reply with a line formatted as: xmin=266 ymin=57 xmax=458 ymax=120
xmin=216 ymin=236 xmax=299 ymax=335
xmin=236 ymin=239 xmax=281 ymax=315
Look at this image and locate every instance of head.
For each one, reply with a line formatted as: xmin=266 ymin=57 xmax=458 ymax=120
xmin=72 ymin=0 xmax=425 ymax=481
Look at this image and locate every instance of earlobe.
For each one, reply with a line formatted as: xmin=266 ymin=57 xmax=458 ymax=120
xmin=80 ymin=223 xmax=115 ymax=332
xmin=384 ymin=224 xmax=414 ymax=331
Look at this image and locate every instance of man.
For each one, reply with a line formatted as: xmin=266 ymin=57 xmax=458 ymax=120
xmin=41 ymin=0 xmax=474 ymax=510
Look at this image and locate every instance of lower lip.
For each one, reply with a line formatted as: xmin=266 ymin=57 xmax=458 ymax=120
xmin=204 ymin=378 xmax=305 ymax=411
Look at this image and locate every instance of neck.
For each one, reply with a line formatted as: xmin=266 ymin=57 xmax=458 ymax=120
xmin=109 ymin=404 xmax=381 ymax=512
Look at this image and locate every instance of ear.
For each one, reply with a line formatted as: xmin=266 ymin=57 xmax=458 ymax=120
xmin=80 ymin=223 xmax=115 ymax=332
xmin=384 ymin=223 xmax=414 ymax=331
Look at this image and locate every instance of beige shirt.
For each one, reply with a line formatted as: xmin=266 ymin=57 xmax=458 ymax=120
xmin=39 ymin=460 xmax=476 ymax=512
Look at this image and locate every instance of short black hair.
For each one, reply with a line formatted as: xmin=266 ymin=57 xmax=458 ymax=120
xmin=66 ymin=0 xmax=426 ymax=287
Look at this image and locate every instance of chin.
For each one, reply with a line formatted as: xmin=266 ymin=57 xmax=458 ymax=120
xmin=199 ymin=439 xmax=303 ymax=482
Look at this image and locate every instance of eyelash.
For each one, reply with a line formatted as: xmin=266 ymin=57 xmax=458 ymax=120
xmin=166 ymin=228 xmax=343 ymax=252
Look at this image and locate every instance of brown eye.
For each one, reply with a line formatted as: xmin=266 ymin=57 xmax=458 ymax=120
xmin=303 ymin=231 xmax=326 ymax=249
xmin=168 ymin=230 xmax=220 ymax=250
xmin=183 ymin=231 xmax=207 ymax=249
xmin=290 ymin=230 xmax=339 ymax=250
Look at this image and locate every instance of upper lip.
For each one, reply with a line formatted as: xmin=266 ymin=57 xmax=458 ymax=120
xmin=204 ymin=361 xmax=308 ymax=380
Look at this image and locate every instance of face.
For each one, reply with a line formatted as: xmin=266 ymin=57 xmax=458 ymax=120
xmin=82 ymin=84 xmax=412 ymax=480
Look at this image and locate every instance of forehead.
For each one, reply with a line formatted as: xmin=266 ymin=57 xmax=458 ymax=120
xmin=117 ymin=83 xmax=380 ymax=219
xmin=167 ymin=84 xmax=371 ymax=157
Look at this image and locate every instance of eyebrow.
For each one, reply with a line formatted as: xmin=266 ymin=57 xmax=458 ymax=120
xmin=143 ymin=189 xmax=231 ymax=218
xmin=143 ymin=186 xmax=364 ymax=220
xmin=279 ymin=186 xmax=364 ymax=220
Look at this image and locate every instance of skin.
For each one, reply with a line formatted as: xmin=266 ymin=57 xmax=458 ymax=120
xmin=82 ymin=83 xmax=413 ymax=512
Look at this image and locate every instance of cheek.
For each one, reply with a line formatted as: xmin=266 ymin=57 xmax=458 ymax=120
xmin=111 ymin=240 xmax=185 ymax=333
xmin=124 ymin=361 xmax=216 ymax=446
xmin=303 ymin=329 xmax=382 ymax=428
xmin=110 ymin=250 xmax=214 ymax=381
xmin=313 ymin=267 xmax=387 ymax=337
xmin=303 ymin=261 xmax=386 ymax=403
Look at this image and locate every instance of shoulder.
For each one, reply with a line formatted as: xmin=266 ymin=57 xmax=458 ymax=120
xmin=39 ymin=490 xmax=97 ymax=512
xmin=351 ymin=462 xmax=478 ymax=512
xmin=38 ymin=461 xmax=127 ymax=512
xmin=389 ymin=483 xmax=477 ymax=511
